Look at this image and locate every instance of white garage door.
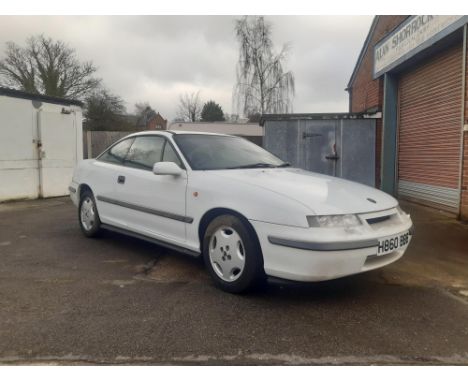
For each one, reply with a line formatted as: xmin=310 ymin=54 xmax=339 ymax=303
xmin=38 ymin=111 xmax=77 ymax=198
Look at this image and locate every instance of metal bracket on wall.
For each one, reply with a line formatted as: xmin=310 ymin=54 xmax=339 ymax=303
xmin=302 ymin=132 xmax=322 ymax=139
xmin=325 ymin=154 xmax=340 ymax=161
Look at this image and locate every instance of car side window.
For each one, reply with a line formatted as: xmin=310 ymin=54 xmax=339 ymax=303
xmin=125 ymin=136 xmax=165 ymax=170
xmin=162 ymin=142 xmax=183 ymax=167
xmin=98 ymin=138 xmax=134 ymax=165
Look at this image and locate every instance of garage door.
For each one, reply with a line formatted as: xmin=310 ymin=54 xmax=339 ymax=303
xmin=38 ymin=111 xmax=77 ymax=198
xmin=397 ymin=43 xmax=463 ymax=212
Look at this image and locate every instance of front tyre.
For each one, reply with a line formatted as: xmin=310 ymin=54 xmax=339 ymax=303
xmin=78 ymin=190 xmax=102 ymax=238
xmin=203 ymin=214 xmax=264 ymax=293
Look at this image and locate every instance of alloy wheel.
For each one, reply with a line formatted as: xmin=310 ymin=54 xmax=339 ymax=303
xmin=80 ymin=197 xmax=96 ymax=231
xmin=208 ymin=226 xmax=246 ymax=282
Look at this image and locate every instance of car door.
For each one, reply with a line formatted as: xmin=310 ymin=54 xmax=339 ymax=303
xmin=110 ymin=135 xmax=188 ymax=244
xmin=92 ymin=137 xmax=135 ymax=224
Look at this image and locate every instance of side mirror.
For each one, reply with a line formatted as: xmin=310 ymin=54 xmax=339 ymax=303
xmin=152 ymin=162 xmax=183 ymax=176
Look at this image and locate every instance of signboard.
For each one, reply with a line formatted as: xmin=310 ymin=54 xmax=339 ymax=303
xmin=374 ymin=15 xmax=467 ymax=78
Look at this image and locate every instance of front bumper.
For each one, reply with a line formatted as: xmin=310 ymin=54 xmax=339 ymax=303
xmin=250 ymin=209 xmax=413 ymax=282
xmin=69 ymin=181 xmax=79 ymax=206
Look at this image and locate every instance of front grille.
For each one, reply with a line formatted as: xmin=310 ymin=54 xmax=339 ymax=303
xmin=358 ymin=209 xmax=400 ymax=231
xmin=366 ymin=215 xmax=390 ymax=225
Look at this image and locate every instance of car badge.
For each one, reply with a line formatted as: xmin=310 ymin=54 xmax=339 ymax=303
xmin=367 ymin=197 xmax=377 ymax=204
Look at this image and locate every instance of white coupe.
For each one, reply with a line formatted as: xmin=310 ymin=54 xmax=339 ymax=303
xmin=70 ymin=131 xmax=413 ymax=293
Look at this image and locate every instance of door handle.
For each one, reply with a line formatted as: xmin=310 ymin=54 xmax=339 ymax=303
xmin=117 ymin=175 xmax=126 ymax=184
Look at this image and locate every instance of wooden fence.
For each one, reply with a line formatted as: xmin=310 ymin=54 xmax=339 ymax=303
xmin=83 ymin=131 xmax=134 ymax=159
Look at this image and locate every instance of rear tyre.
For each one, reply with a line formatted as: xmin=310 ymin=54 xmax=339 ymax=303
xmin=78 ymin=189 xmax=102 ymax=238
xmin=203 ymin=214 xmax=265 ymax=293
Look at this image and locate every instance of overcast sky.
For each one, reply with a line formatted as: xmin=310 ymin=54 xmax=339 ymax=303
xmin=0 ymin=15 xmax=373 ymax=120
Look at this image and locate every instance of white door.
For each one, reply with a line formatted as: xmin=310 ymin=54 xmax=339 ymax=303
xmin=0 ymin=96 xmax=38 ymax=201
xmin=38 ymin=111 xmax=77 ymax=197
xmin=110 ymin=135 xmax=188 ymax=244
xmin=91 ymin=137 xmax=135 ymax=225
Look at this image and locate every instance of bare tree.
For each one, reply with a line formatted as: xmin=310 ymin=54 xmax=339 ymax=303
xmin=177 ymin=91 xmax=202 ymax=122
xmin=0 ymin=35 xmax=100 ymax=99
xmin=224 ymin=113 xmax=240 ymax=123
xmin=233 ymin=16 xmax=295 ymax=116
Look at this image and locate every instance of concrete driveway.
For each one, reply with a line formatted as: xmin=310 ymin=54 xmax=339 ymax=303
xmin=0 ymin=197 xmax=467 ymax=365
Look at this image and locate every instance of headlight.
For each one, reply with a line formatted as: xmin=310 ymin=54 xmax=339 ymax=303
xmin=307 ymin=214 xmax=362 ymax=228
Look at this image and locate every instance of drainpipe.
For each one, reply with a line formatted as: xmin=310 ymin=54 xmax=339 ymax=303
xmin=37 ymin=108 xmax=44 ymax=198
xmin=458 ymin=24 xmax=467 ymax=218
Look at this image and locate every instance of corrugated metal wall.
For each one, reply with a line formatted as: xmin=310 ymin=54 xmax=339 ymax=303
xmin=397 ymin=43 xmax=463 ymax=211
xmin=263 ymin=118 xmax=376 ymax=187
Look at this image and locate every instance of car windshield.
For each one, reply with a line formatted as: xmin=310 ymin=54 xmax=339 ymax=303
xmin=173 ymin=134 xmax=288 ymax=170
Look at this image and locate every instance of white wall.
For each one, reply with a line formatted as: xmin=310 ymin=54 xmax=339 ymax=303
xmin=0 ymin=95 xmax=82 ymax=202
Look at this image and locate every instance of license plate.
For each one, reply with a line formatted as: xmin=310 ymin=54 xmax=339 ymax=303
xmin=377 ymin=231 xmax=410 ymax=256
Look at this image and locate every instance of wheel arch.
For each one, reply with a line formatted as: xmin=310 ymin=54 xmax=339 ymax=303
xmin=78 ymin=183 xmax=93 ymax=201
xmin=198 ymin=208 xmax=261 ymax=253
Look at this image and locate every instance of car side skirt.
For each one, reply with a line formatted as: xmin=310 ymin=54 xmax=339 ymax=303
xmin=101 ymin=223 xmax=201 ymax=257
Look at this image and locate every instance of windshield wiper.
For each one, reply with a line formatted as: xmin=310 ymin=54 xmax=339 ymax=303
xmin=276 ymin=162 xmax=291 ymax=167
xmin=227 ymin=162 xmax=277 ymax=169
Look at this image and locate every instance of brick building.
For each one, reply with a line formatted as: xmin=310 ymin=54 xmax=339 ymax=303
xmin=130 ymin=111 xmax=167 ymax=131
xmin=347 ymin=15 xmax=468 ymax=220
xmin=143 ymin=112 xmax=167 ymax=130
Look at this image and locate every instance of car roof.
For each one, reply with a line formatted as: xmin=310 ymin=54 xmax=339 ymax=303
xmin=126 ymin=130 xmax=233 ymax=138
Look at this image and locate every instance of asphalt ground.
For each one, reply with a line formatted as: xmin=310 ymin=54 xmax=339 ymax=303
xmin=0 ymin=197 xmax=468 ymax=365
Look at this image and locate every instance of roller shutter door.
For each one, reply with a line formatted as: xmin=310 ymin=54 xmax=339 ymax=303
xmin=397 ymin=44 xmax=463 ymax=212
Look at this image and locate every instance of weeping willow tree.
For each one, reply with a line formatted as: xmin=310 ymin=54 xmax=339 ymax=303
xmin=233 ymin=16 xmax=295 ymax=117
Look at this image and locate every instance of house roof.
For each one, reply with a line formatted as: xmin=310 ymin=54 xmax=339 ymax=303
xmin=347 ymin=16 xmax=411 ymax=89
xmin=0 ymin=86 xmax=83 ymax=107
xmin=121 ymin=112 xmax=167 ymax=128
xmin=346 ymin=16 xmax=379 ymax=90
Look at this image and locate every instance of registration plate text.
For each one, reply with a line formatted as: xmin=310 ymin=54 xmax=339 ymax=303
xmin=377 ymin=231 xmax=410 ymax=256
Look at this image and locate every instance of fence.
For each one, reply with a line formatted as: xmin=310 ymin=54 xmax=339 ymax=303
xmin=83 ymin=131 xmax=134 ymax=159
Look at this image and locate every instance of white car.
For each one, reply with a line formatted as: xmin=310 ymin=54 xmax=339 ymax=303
xmin=69 ymin=131 xmax=413 ymax=293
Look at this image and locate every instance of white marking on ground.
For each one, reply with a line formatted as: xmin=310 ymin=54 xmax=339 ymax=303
xmin=101 ymin=280 xmax=136 ymax=287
